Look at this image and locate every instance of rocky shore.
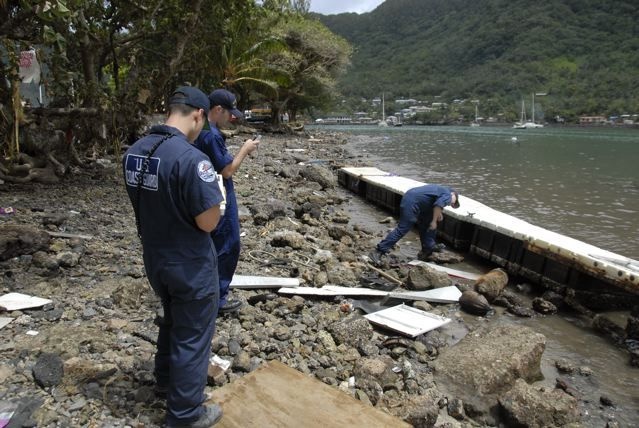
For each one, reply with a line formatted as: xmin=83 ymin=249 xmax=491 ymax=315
xmin=0 ymin=129 xmax=634 ymax=427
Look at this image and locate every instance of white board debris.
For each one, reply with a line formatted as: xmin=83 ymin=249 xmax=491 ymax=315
xmin=278 ymin=285 xmax=461 ymax=303
xmin=364 ymin=304 xmax=451 ymax=337
xmin=407 ymin=261 xmax=482 ymax=281
xmin=0 ymin=293 xmax=52 ymax=311
xmin=231 ymin=275 xmax=300 ymax=289
xmin=0 ymin=317 xmax=13 ymax=330
xmin=389 ymin=286 xmax=462 ymax=303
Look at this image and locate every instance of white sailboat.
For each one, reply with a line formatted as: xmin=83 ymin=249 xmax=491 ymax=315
xmin=470 ymin=103 xmax=480 ymax=127
xmin=513 ymin=94 xmax=544 ymax=129
xmin=378 ymin=93 xmax=388 ymax=127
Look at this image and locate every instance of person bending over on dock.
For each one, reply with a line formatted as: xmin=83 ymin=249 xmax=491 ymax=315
xmin=369 ymin=184 xmax=460 ymax=265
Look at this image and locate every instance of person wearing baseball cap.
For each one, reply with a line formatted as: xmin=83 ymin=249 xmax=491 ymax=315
xmin=123 ymin=85 xmax=224 ymax=427
xmin=209 ymin=88 xmax=244 ymax=120
xmin=195 ymin=89 xmax=260 ymax=314
xmin=369 ymin=184 xmax=460 ymax=265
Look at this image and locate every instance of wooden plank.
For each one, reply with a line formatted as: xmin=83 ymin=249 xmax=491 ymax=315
xmin=208 ymin=360 xmax=410 ymax=428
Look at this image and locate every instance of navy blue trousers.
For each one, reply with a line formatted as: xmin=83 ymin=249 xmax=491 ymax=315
xmin=212 ymin=210 xmax=240 ymax=307
xmin=145 ymin=253 xmax=219 ymax=424
xmin=377 ymin=192 xmax=437 ymax=254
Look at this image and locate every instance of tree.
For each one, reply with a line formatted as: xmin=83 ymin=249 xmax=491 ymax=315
xmin=267 ymin=16 xmax=352 ymax=122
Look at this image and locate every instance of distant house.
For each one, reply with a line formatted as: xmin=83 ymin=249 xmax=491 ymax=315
xmin=579 ymin=116 xmax=607 ymax=125
xmin=372 ymin=97 xmax=382 ymax=106
xmin=395 ymin=98 xmax=417 ymax=105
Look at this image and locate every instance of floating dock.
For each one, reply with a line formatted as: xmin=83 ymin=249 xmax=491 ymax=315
xmin=339 ymin=167 xmax=639 ymax=298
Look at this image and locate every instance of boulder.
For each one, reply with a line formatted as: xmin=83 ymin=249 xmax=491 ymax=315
xmin=328 ymin=315 xmax=374 ymax=348
xmin=499 ymin=379 xmax=580 ymax=427
xmin=406 ymin=265 xmax=452 ymax=291
xmin=270 ymin=231 xmax=306 ymax=249
xmin=474 ymin=268 xmax=508 ymax=302
xmin=0 ymin=225 xmax=50 ymax=261
xmin=432 ymin=325 xmax=546 ymax=419
xmin=32 ymin=353 xmax=64 ymax=388
xmin=459 ymin=290 xmax=492 ymax=315
xmin=299 ymin=164 xmax=335 ymax=189
xmin=387 ymin=390 xmax=440 ymax=428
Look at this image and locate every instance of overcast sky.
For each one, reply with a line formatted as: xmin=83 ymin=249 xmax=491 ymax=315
xmin=309 ymin=0 xmax=385 ymax=15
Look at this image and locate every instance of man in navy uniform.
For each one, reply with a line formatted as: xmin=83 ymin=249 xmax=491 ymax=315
xmin=369 ymin=184 xmax=460 ymax=264
xmin=195 ymin=89 xmax=260 ymax=313
xmin=123 ymin=86 xmax=224 ymax=427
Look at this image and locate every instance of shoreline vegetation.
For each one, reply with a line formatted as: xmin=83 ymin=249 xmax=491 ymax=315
xmin=0 ymin=128 xmax=637 ymax=426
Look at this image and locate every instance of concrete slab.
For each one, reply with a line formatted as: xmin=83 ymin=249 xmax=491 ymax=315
xmin=208 ymin=360 xmax=410 ymax=428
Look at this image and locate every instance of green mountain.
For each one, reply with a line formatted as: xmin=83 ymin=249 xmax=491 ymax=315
xmin=318 ymin=0 xmax=639 ymax=120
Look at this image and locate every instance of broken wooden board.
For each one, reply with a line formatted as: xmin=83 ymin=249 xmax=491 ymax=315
xmin=230 ymin=275 xmax=299 ymax=289
xmin=408 ymin=260 xmax=482 ymax=281
xmin=364 ymin=304 xmax=452 ymax=337
xmin=278 ymin=285 xmax=461 ymax=303
xmin=208 ymin=360 xmax=410 ymax=428
xmin=0 ymin=292 xmax=52 ymax=311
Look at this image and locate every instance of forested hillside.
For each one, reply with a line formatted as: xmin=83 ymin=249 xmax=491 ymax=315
xmin=318 ymin=0 xmax=639 ymax=120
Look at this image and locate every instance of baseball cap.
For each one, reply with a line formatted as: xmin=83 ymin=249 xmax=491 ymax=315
xmin=451 ymin=190 xmax=460 ymax=208
xmin=209 ymin=89 xmax=244 ymax=119
xmin=169 ymin=86 xmax=210 ymax=115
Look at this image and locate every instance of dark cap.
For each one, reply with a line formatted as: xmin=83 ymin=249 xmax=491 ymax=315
xmin=451 ymin=190 xmax=460 ymax=208
xmin=169 ymin=86 xmax=210 ymax=115
xmin=209 ymin=89 xmax=244 ymax=119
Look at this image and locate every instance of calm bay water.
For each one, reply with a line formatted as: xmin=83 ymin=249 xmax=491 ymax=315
xmin=329 ymin=125 xmax=639 ymax=260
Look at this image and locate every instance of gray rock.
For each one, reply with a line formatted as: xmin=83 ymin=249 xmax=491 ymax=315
xmin=56 ymin=251 xmax=80 ymax=267
xmin=391 ymin=392 xmax=440 ymax=428
xmin=317 ymin=330 xmax=337 ymax=351
xmin=541 ymin=290 xmax=565 ymax=309
xmin=532 ymin=297 xmax=557 ymax=314
xmin=413 ymin=301 xmax=433 ymax=312
xmin=31 ymin=251 xmax=58 ymax=269
xmin=271 ymin=231 xmax=306 ymax=249
xmin=0 ymin=363 xmax=14 ymax=383
xmin=82 ymin=307 xmax=97 ymax=320
xmin=0 ymin=225 xmax=50 ymax=261
xmin=299 ymin=164 xmax=335 ymax=189
xmin=407 ymin=265 xmax=452 ymax=290
xmin=499 ymin=378 xmax=580 ymax=427
xmin=232 ymin=351 xmax=252 ymax=372
xmin=33 ymin=353 xmax=64 ymax=388
xmin=294 ymin=201 xmax=323 ymax=219
xmin=432 ymin=325 xmax=546 ymax=419
xmin=328 ymin=315 xmax=374 ymax=347
xmin=447 ymin=397 xmax=465 ymax=420
xmin=327 ymin=225 xmax=356 ymax=242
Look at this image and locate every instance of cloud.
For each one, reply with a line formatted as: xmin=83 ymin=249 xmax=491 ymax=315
xmin=309 ymin=0 xmax=385 ymax=15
